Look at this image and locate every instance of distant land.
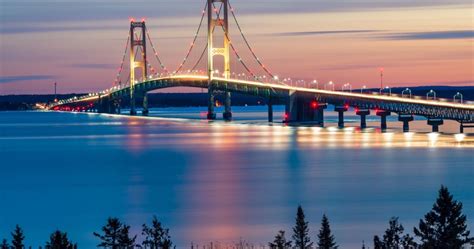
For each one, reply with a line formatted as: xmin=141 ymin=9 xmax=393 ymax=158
xmin=1 ymin=86 xmax=473 ymax=111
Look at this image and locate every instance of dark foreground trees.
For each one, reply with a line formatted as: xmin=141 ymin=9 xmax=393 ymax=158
xmin=317 ymin=214 xmax=337 ymax=249
xmin=269 ymin=230 xmax=292 ymax=249
xmin=45 ymin=230 xmax=77 ymax=249
xmin=292 ymin=205 xmax=313 ymax=249
xmin=414 ymin=185 xmax=472 ymax=249
xmin=93 ymin=217 xmax=136 ymax=249
xmin=11 ymin=225 xmax=25 ymax=249
xmin=374 ymin=185 xmax=472 ymax=249
xmin=373 ymin=217 xmax=416 ymax=249
xmin=142 ymin=216 xmax=173 ymax=249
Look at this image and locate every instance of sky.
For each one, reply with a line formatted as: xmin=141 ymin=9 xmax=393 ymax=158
xmin=0 ymin=0 xmax=473 ymax=94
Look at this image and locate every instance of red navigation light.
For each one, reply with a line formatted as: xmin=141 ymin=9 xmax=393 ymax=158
xmin=283 ymin=113 xmax=289 ymax=120
xmin=344 ymin=104 xmax=349 ymax=110
xmin=311 ymin=101 xmax=318 ymax=109
xmin=379 ymin=67 xmax=384 ymax=72
xmin=141 ymin=17 xmax=146 ymax=22
xmin=129 ymin=17 xmax=135 ymax=22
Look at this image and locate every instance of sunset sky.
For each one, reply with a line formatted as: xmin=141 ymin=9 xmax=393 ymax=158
xmin=0 ymin=0 xmax=473 ymax=94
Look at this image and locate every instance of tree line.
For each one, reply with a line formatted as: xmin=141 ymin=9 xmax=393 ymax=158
xmin=1 ymin=185 xmax=471 ymax=248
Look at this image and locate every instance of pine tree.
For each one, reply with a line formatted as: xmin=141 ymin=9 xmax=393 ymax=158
xmin=317 ymin=214 xmax=338 ymax=249
xmin=1 ymin=239 xmax=9 ymax=249
xmin=45 ymin=230 xmax=76 ymax=249
xmin=292 ymin=205 xmax=312 ymax=249
xmin=373 ymin=235 xmax=383 ymax=249
xmin=94 ymin=217 xmax=134 ymax=249
xmin=361 ymin=240 xmax=366 ymax=249
xmin=269 ymin=230 xmax=292 ymax=249
xmin=142 ymin=216 xmax=173 ymax=249
xmin=383 ymin=217 xmax=404 ymax=248
xmin=11 ymin=225 xmax=25 ymax=249
xmin=414 ymin=185 xmax=472 ymax=249
xmin=118 ymin=224 xmax=137 ymax=249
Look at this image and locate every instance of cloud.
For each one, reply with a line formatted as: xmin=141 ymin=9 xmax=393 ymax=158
xmin=0 ymin=75 xmax=55 ymax=84
xmin=69 ymin=63 xmax=117 ymax=69
xmin=272 ymin=30 xmax=381 ymax=37
xmin=380 ymin=30 xmax=474 ymax=40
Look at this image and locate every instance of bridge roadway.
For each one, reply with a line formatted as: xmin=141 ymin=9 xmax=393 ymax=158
xmin=49 ymin=75 xmax=474 ymax=132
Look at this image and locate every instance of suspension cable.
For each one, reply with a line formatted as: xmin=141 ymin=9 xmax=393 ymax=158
xmin=228 ymin=0 xmax=276 ymax=79
xmin=145 ymin=28 xmax=168 ymax=74
xmin=174 ymin=2 xmax=208 ymax=73
xmin=113 ymin=34 xmax=130 ymax=87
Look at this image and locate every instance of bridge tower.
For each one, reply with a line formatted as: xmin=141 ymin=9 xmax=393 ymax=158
xmin=207 ymin=0 xmax=231 ymax=120
xmin=129 ymin=20 xmax=148 ymax=115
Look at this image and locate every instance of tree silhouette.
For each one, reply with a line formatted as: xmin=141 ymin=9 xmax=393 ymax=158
xmin=373 ymin=217 xmax=417 ymax=249
xmin=268 ymin=230 xmax=292 ymax=249
xmin=94 ymin=217 xmax=136 ymax=249
xmin=1 ymin=239 xmax=9 ymax=249
xmin=142 ymin=216 xmax=173 ymax=249
xmin=414 ymin=185 xmax=472 ymax=249
xmin=317 ymin=214 xmax=337 ymax=249
xmin=292 ymin=205 xmax=312 ymax=249
xmin=383 ymin=217 xmax=404 ymax=247
xmin=45 ymin=230 xmax=76 ymax=249
xmin=118 ymin=224 xmax=137 ymax=249
xmin=373 ymin=235 xmax=383 ymax=249
xmin=11 ymin=225 xmax=25 ymax=249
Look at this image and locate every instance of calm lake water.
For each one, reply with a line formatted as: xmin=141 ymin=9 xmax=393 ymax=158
xmin=0 ymin=106 xmax=473 ymax=248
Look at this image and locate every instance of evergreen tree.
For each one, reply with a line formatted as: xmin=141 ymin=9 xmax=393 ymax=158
xmin=11 ymin=225 xmax=25 ymax=249
xmin=94 ymin=217 xmax=136 ymax=249
xmin=118 ymin=224 xmax=137 ymax=249
xmin=373 ymin=235 xmax=383 ymax=249
xmin=45 ymin=230 xmax=76 ymax=249
xmin=268 ymin=230 xmax=292 ymax=249
xmin=383 ymin=217 xmax=404 ymax=248
xmin=292 ymin=205 xmax=312 ymax=249
xmin=142 ymin=216 xmax=173 ymax=249
xmin=1 ymin=239 xmax=9 ymax=249
xmin=317 ymin=214 xmax=337 ymax=249
xmin=414 ymin=185 xmax=472 ymax=249
xmin=361 ymin=240 xmax=366 ymax=249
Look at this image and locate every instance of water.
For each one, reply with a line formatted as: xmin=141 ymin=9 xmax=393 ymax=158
xmin=0 ymin=107 xmax=473 ymax=248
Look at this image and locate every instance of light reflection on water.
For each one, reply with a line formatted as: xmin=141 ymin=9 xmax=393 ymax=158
xmin=0 ymin=109 xmax=473 ymax=248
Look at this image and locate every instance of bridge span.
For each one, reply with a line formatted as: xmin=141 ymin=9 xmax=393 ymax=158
xmin=49 ymin=74 xmax=474 ymax=133
xmin=48 ymin=0 xmax=474 ymax=133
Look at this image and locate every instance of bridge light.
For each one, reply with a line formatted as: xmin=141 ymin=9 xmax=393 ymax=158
xmin=311 ymin=101 xmax=318 ymax=109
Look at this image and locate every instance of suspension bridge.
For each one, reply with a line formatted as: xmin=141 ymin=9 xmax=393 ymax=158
xmin=48 ymin=0 xmax=474 ymax=133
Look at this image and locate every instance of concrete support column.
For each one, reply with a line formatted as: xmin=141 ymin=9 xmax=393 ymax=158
xmin=223 ymin=91 xmax=232 ymax=121
xmin=315 ymin=103 xmax=328 ymax=127
xmin=428 ymin=118 xmax=443 ymax=132
xmin=130 ymin=91 xmax=137 ymax=115
xmin=142 ymin=93 xmax=149 ymax=116
xmin=207 ymin=86 xmax=216 ymax=120
xmin=335 ymin=105 xmax=348 ymax=128
xmin=398 ymin=114 xmax=414 ymax=132
xmin=376 ymin=110 xmax=391 ymax=131
xmin=356 ymin=109 xmax=370 ymax=129
xmin=268 ymin=96 xmax=273 ymax=123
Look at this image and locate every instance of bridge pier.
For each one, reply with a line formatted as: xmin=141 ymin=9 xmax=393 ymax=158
xmin=398 ymin=114 xmax=414 ymax=132
xmin=376 ymin=110 xmax=391 ymax=131
xmin=427 ymin=118 xmax=443 ymax=132
xmin=142 ymin=93 xmax=149 ymax=116
xmin=334 ymin=105 xmax=348 ymax=128
xmin=284 ymin=91 xmax=325 ymax=124
xmin=268 ymin=96 xmax=273 ymax=123
xmin=223 ymin=91 xmax=232 ymax=121
xmin=356 ymin=109 xmax=370 ymax=129
xmin=207 ymin=87 xmax=216 ymax=120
